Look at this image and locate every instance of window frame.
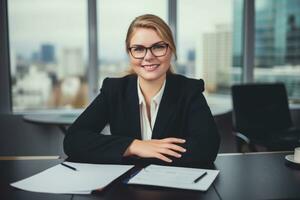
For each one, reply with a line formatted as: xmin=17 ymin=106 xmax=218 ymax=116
xmin=2 ymin=0 xmax=297 ymax=114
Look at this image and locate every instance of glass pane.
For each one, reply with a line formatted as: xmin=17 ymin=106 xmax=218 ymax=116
xmin=178 ymin=0 xmax=241 ymax=112
xmin=97 ymin=0 xmax=167 ymax=85
xmin=254 ymin=0 xmax=300 ymax=101
xmin=8 ymin=0 xmax=88 ymax=112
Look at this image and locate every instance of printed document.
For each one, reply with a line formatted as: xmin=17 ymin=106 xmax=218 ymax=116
xmin=11 ymin=162 xmax=133 ymax=194
xmin=127 ymin=164 xmax=219 ymax=191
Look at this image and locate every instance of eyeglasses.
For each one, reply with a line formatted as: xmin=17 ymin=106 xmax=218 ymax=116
xmin=128 ymin=42 xmax=169 ymax=59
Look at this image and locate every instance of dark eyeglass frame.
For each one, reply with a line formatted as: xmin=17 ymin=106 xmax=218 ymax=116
xmin=128 ymin=42 xmax=169 ymax=59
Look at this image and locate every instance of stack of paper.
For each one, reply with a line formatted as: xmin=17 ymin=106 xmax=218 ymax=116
xmin=10 ymin=162 xmax=133 ymax=194
xmin=127 ymin=164 xmax=219 ymax=191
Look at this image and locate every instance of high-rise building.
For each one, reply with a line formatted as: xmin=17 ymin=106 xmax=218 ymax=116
xmin=286 ymin=12 xmax=300 ymax=65
xmin=233 ymin=0 xmax=300 ymax=67
xmin=187 ymin=49 xmax=195 ymax=62
xmin=31 ymin=51 xmax=40 ymax=63
xmin=196 ymin=24 xmax=232 ymax=93
xmin=59 ymin=47 xmax=84 ymax=78
xmin=232 ymin=0 xmax=244 ymax=67
xmin=41 ymin=44 xmax=55 ymax=64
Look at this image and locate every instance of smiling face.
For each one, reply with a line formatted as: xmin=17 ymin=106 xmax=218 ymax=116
xmin=128 ymin=28 xmax=172 ymax=82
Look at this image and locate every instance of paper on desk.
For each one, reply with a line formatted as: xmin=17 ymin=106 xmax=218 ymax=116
xmin=10 ymin=162 xmax=133 ymax=194
xmin=127 ymin=164 xmax=219 ymax=191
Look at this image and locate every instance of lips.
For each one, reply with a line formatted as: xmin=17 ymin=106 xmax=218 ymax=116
xmin=141 ymin=64 xmax=160 ymax=72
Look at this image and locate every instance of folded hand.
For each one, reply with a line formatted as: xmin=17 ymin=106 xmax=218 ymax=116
xmin=123 ymin=137 xmax=186 ymax=162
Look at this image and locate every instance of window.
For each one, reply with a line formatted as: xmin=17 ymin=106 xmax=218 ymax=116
xmin=8 ymin=0 xmax=88 ymax=111
xmin=97 ymin=0 xmax=167 ymax=85
xmin=10 ymin=0 xmax=273 ymax=113
xmin=178 ymin=0 xmax=242 ymax=111
xmin=254 ymin=0 xmax=300 ymax=101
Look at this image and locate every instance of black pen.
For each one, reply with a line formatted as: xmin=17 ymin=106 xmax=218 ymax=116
xmin=61 ymin=163 xmax=77 ymax=171
xmin=193 ymin=171 xmax=207 ymax=183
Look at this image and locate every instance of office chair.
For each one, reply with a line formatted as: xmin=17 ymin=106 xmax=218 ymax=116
xmin=231 ymin=83 xmax=300 ymax=152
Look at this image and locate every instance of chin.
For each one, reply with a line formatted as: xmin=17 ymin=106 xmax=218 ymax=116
xmin=138 ymin=73 xmax=165 ymax=82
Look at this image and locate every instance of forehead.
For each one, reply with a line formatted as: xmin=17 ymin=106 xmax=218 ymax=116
xmin=130 ymin=28 xmax=163 ymax=46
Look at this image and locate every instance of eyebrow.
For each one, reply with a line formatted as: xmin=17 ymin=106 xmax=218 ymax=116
xmin=130 ymin=41 xmax=165 ymax=47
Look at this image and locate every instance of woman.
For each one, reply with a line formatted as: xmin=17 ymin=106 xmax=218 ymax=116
xmin=64 ymin=14 xmax=220 ymax=167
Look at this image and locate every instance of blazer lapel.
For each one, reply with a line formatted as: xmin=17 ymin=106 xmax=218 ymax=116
xmin=152 ymin=74 xmax=178 ymax=139
xmin=125 ymin=75 xmax=142 ymax=139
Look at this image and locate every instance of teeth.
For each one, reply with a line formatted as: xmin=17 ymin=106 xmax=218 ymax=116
xmin=142 ymin=64 xmax=159 ymax=69
xmin=143 ymin=65 xmax=158 ymax=71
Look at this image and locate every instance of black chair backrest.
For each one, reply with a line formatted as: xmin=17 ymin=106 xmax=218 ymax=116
xmin=231 ymin=83 xmax=292 ymax=137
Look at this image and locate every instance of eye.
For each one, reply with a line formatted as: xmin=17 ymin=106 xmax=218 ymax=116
xmin=152 ymin=44 xmax=167 ymax=50
xmin=132 ymin=46 xmax=145 ymax=52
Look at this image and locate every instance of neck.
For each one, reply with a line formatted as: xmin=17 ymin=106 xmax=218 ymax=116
xmin=138 ymin=74 xmax=166 ymax=101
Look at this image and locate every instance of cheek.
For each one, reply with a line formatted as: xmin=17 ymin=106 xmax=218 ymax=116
xmin=160 ymin=55 xmax=172 ymax=66
xmin=130 ymin=59 xmax=142 ymax=74
xmin=130 ymin=58 xmax=141 ymax=67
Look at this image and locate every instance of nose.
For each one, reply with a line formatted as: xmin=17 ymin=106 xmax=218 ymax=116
xmin=143 ymin=48 xmax=155 ymax=61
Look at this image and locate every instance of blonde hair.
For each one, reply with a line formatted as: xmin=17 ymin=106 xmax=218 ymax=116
xmin=125 ymin=14 xmax=177 ymax=74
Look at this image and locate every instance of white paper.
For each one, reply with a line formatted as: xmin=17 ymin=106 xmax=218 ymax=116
xmin=128 ymin=164 xmax=219 ymax=191
xmin=10 ymin=162 xmax=133 ymax=194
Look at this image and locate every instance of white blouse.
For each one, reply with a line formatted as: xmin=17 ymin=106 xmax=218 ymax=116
xmin=137 ymin=78 xmax=166 ymax=140
xmin=100 ymin=78 xmax=166 ymax=141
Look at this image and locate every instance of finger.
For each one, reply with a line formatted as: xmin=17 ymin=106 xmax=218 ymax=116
xmin=162 ymin=143 xmax=186 ymax=153
xmin=154 ymin=153 xmax=172 ymax=163
xmin=161 ymin=137 xmax=186 ymax=144
xmin=159 ymin=148 xmax=182 ymax=158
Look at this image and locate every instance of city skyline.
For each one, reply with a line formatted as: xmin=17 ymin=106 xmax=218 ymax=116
xmin=8 ymin=0 xmax=300 ymax=111
xmin=8 ymin=0 xmax=232 ymax=61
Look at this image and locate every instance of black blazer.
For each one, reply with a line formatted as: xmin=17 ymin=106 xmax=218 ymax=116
xmin=64 ymin=73 xmax=220 ymax=167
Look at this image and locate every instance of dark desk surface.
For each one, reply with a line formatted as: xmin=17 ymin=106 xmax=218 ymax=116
xmin=214 ymin=152 xmax=300 ymax=200
xmin=2 ymin=152 xmax=300 ymax=200
xmin=1 ymin=159 xmax=218 ymax=200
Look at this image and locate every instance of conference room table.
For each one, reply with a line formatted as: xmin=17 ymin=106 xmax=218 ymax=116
xmin=22 ymin=111 xmax=81 ymax=134
xmin=22 ymin=103 xmax=231 ymax=135
xmin=1 ymin=151 xmax=300 ymax=200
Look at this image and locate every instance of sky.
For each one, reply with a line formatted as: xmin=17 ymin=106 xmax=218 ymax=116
xmin=8 ymin=0 xmax=232 ymax=62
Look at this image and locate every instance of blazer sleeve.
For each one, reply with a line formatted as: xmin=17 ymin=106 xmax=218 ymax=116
xmin=173 ymin=80 xmax=220 ymax=166
xmin=63 ymin=78 xmax=135 ymax=164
